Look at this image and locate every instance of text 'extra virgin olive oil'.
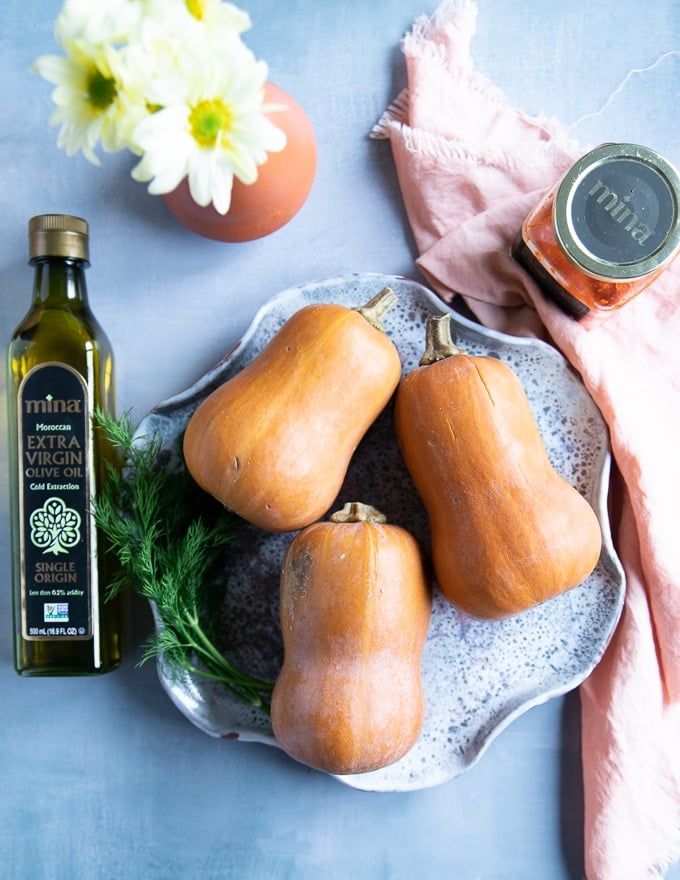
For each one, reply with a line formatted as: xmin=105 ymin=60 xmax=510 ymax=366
xmin=7 ymin=214 xmax=125 ymax=675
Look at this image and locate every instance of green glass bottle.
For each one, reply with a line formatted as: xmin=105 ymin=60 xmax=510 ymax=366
xmin=7 ymin=214 xmax=125 ymax=675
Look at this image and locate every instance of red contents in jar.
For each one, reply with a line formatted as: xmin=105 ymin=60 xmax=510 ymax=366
xmin=522 ymin=193 xmax=663 ymax=313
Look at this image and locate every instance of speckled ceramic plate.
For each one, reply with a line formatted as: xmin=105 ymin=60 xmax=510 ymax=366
xmin=135 ymin=272 xmax=625 ymax=792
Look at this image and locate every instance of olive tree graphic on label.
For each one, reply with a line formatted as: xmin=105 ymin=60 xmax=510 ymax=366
xmin=29 ymin=497 xmax=82 ymax=556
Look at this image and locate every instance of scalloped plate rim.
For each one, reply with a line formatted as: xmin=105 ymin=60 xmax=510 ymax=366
xmin=137 ymin=271 xmax=625 ymax=792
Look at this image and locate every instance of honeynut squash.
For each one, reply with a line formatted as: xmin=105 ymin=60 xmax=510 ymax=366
xmin=183 ymin=288 xmax=402 ymax=532
xmin=271 ymin=503 xmax=432 ymax=776
xmin=393 ymin=314 xmax=602 ymax=620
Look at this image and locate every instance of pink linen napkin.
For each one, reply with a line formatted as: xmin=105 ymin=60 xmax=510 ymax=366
xmin=372 ymin=2 xmax=680 ymax=877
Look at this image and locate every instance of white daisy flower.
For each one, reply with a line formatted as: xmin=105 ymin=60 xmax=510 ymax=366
xmin=131 ymin=42 xmax=286 ymax=214
xmin=146 ymin=0 xmax=252 ymax=43
xmin=33 ymin=0 xmax=284 ymax=213
xmin=55 ymin=0 xmax=143 ymax=46
xmin=33 ymin=38 xmax=149 ymax=164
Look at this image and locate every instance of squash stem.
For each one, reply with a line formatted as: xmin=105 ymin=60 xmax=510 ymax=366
xmin=330 ymin=502 xmax=387 ymax=524
xmin=353 ymin=286 xmax=398 ymax=331
xmin=419 ymin=314 xmax=464 ymax=365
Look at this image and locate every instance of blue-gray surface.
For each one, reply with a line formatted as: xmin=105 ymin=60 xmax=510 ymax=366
xmin=1 ymin=1 xmax=679 ymax=878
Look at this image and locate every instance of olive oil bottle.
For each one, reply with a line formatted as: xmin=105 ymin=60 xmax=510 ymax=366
xmin=7 ymin=214 xmax=125 ymax=675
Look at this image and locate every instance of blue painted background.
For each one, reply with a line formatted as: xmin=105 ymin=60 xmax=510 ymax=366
xmin=2 ymin=1 xmax=679 ymax=877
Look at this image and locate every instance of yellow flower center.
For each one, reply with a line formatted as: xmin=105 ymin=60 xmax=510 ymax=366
xmin=87 ymin=68 xmax=117 ymax=110
xmin=189 ymin=99 xmax=232 ymax=148
xmin=185 ymin=0 xmax=206 ymax=20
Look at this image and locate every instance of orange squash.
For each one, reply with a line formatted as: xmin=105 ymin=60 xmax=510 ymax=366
xmin=183 ymin=288 xmax=401 ymax=532
xmin=393 ymin=314 xmax=602 ymax=620
xmin=271 ymin=502 xmax=432 ymax=775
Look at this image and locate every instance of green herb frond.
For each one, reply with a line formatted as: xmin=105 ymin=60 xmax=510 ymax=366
xmin=92 ymin=407 xmax=273 ymax=715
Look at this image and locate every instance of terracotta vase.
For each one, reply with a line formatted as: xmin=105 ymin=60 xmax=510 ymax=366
xmin=162 ymin=83 xmax=317 ymax=242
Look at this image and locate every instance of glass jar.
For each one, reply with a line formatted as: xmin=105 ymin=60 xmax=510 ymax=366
xmin=512 ymin=143 xmax=680 ymax=320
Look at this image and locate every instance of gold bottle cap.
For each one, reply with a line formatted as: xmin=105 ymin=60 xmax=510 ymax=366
xmin=28 ymin=214 xmax=90 ymax=263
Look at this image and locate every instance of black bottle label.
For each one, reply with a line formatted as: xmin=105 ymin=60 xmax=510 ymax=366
xmin=17 ymin=363 xmax=96 ymax=641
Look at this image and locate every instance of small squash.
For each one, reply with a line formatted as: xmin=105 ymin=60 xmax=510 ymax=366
xmin=393 ymin=314 xmax=602 ymax=620
xmin=183 ymin=288 xmax=402 ymax=532
xmin=271 ymin=502 xmax=432 ymax=775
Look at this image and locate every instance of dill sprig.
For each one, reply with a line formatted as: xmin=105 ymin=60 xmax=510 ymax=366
xmin=93 ymin=408 xmax=273 ymax=714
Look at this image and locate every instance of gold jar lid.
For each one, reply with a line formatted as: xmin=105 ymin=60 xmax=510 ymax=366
xmin=552 ymin=143 xmax=680 ymax=281
xmin=28 ymin=214 xmax=90 ymax=263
